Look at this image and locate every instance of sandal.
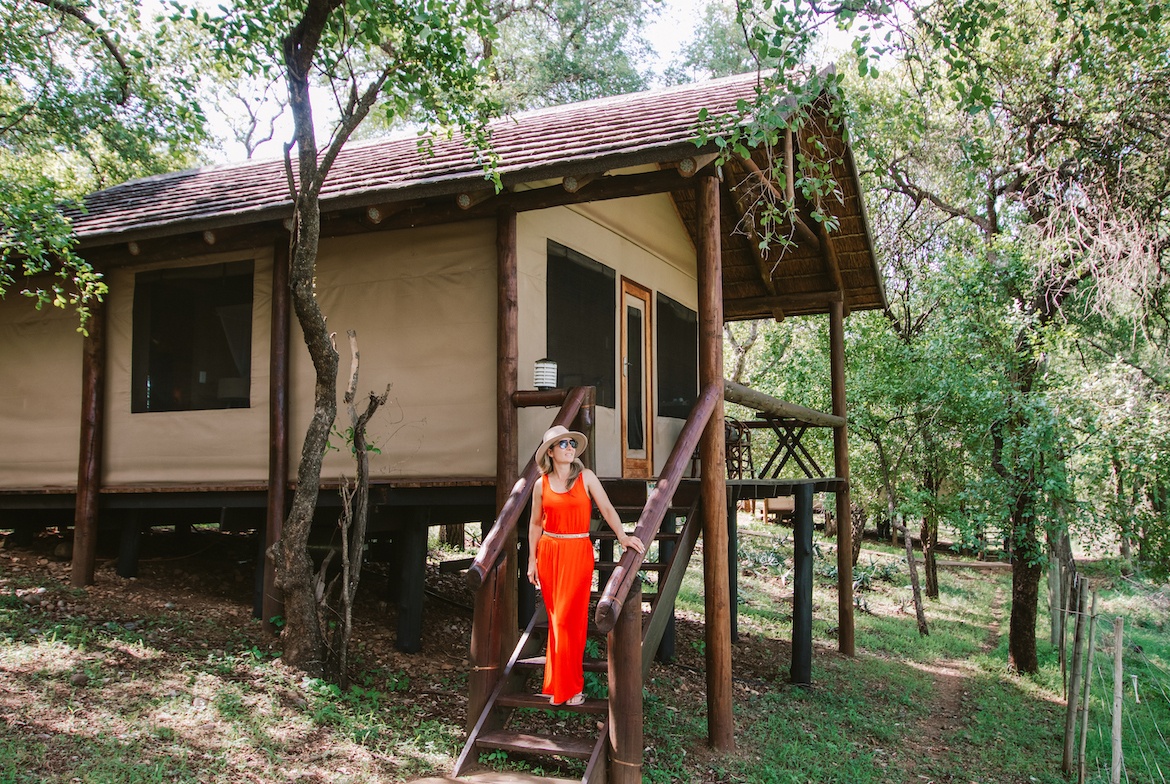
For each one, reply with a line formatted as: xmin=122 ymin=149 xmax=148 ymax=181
xmin=551 ymin=692 xmax=586 ymax=707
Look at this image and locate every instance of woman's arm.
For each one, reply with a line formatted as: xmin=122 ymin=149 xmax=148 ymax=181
xmin=526 ymin=478 xmax=544 ymax=586
xmin=583 ymin=470 xmax=646 ymax=555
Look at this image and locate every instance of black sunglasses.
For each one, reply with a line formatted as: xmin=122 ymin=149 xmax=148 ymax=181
xmin=553 ymin=438 xmax=578 ymax=450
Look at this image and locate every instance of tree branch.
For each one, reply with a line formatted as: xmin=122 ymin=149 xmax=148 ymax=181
xmin=30 ymin=0 xmax=132 ymax=104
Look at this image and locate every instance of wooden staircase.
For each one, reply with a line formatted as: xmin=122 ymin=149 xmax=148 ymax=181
xmin=454 ymin=488 xmax=703 ymax=783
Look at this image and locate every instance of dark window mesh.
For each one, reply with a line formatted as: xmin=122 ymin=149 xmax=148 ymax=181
xmin=656 ymin=293 xmax=697 ymax=418
xmin=547 ymin=241 xmax=615 ymax=408
xmin=132 ymin=261 xmax=254 ymax=413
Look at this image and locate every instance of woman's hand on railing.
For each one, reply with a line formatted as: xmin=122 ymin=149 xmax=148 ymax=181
xmin=619 ymin=533 xmax=645 ymax=555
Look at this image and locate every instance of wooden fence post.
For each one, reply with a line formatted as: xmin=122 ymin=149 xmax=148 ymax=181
xmin=1111 ymin=616 xmax=1124 ymax=784
xmin=1078 ymin=590 xmax=1099 ymax=784
xmin=609 ymin=579 xmax=643 ymax=784
xmin=1063 ymin=578 xmax=1088 ymax=775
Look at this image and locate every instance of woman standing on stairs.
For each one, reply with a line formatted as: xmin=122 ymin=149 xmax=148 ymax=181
xmin=526 ymin=425 xmax=645 ymax=707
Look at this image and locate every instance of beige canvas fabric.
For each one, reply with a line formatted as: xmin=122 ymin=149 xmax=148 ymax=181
xmin=102 ymin=249 xmax=273 ymax=486
xmin=0 ymin=296 xmax=84 ymax=488
xmin=291 ymin=220 xmax=498 ymax=480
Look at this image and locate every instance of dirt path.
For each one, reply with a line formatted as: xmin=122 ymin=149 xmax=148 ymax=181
xmin=897 ymin=587 xmax=1005 ymax=780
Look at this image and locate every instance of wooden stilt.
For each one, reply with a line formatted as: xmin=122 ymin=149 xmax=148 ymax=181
xmin=727 ymin=490 xmax=739 ymax=644
xmin=609 ymin=579 xmax=644 ymax=783
xmin=469 ymin=208 xmax=519 ymax=728
xmin=655 ymin=512 xmax=677 ymax=663
xmin=72 ymin=298 xmax=106 ymax=588
xmin=263 ymin=236 xmax=291 ymax=630
xmin=830 ymin=300 xmax=855 ymax=656
xmin=791 ymin=482 xmax=814 ymax=685
xmin=696 ymin=172 xmax=734 ymax=751
xmin=396 ymin=507 xmax=430 ymax=653
xmin=117 ymin=511 xmax=143 ymax=579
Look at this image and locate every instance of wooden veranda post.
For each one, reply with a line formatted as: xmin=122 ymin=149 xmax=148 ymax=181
xmin=264 ymin=236 xmax=291 ymax=631
xmin=496 ymin=208 xmax=520 ymax=663
xmin=469 ymin=207 xmax=519 ymax=729
xmin=697 ymin=172 xmax=734 ymax=750
xmin=830 ymin=299 xmax=854 ymax=655
xmin=72 ymin=299 xmax=106 ymax=587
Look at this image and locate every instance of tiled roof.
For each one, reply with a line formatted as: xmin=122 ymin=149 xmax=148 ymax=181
xmin=74 ymin=72 xmax=772 ymax=244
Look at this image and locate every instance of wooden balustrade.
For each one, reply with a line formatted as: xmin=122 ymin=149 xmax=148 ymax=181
xmin=466 ymin=385 xmax=588 ymax=590
xmin=594 ymin=382 xmax=720 ymax=633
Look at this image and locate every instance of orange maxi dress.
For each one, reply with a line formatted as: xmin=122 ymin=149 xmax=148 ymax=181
xmin=536 ymin=473 xmax=595 ymax=704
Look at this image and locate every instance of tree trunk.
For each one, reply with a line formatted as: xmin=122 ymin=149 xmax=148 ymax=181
xmin=1008 ymin=497 xmax=1044 ymax=674
xmin=921 ymin=451 xmax=941 ymax=599
xmin=276 ymin=195 xmax=337 ymax=674
xmin=272 ymin=13 xmax=340 ymax=675
xmin=850 ymin=502 xmax=865 ymax=567
xmin=921 ymin=515 xmax=939 ymax=600
xmin=900 ymin=516 xmax=929 ymax=636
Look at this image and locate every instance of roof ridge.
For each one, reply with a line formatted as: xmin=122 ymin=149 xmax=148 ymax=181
xmin=91 ymin=72 xmax=775 ymax=195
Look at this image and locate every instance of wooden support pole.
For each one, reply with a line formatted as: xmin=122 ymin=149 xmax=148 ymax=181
xmin=696 ymin=172 xmax=734 ymax=751
xmin=1078 ymin=590 xmax=1099 ymax=784
xmin=469 ymin=207 xmax=519 ymax=729
xmin=496 ymin=207 xmax=520 ymax=659
xmin=608 ymin=578 xmax=644 ymax=784
xmin=263 ymin=236 xmax=291 ymax=631
xmin=727 ymin=491 xmax=739 ymax=644
xmin=396 ymin=507 xmax=430 ymax=653
xmin=116 ymin=511 xmax=143 ymax=579
xmin=791 ymin=482 xmax=814 ymax=686
xmin=1063 ymin=577 xmax=1088 ymax=775
xmin=655 ymin=512 xmax=677 ymax=663
xmin=1111 ymin=616 xmax=1123 ymax=784
xmin=830 ymin=300 xmax=855 ymax=656
xmin=72 ymin=298 xmax=106 ymax=588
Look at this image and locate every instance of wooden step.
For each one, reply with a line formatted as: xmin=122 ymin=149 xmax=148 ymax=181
xmin=476 ymin=729 xmax=595 ymax=760
xmin=516 ymin=655 xmax=608 ymax=673
xmin=495 ymin=692 xmax=608 ymax=714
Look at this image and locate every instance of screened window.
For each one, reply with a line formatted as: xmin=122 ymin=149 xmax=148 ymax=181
xmin=656 ymin=293 xmax=698 ymax=418
xmin=547 ymin=241 xmax=615 ymax=408
xmin=131 ymin=261 xmax=255 ymax=413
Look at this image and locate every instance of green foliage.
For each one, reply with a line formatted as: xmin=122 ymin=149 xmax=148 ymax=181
xmin=486 ymin=0 xmax=654 ymax=112
xmin=192 ymin=0 xmax=501 ymax=183
xmin=0 ymin=0 xmax=207 ymax=329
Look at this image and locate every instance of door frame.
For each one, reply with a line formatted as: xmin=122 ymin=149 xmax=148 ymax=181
xmin=620 ymin=277 xmax=653 ymax=478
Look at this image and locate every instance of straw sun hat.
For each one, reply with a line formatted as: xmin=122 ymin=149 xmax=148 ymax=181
xmin=536 ymin=425 xmax=588 ymax=459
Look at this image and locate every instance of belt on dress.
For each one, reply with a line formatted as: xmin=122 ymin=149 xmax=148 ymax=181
xmin=542 ymin=531 xmax=590 ymax=540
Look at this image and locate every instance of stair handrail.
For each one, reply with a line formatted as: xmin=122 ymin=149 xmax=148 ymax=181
xmin=466 ymin=385 xmax=589 ymax=590
xmin=594 ymin=382 xmax=721 ymax=633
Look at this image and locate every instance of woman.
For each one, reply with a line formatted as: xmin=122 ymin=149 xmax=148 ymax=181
xmin=526 ymin=425 xmax=645 ymax=706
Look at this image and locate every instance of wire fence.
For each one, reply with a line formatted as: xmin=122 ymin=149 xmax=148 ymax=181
xmin=1060 ymin=573 xmax=1170 ymax=784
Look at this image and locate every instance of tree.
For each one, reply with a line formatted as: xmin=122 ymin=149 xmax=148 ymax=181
xmin=198 ymin=0 xmax=499 ymax=675
xmin=1 ymin=0 xmax=206 ymax=329
xmin=486 ymin=0 xmax=653 ymax=111
xmin=691 ymin=0 xmax=1170 ymax=673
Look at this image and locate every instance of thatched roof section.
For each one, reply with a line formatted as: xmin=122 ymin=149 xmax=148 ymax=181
xmin=73 ymin=71 xmax=885 ymax=318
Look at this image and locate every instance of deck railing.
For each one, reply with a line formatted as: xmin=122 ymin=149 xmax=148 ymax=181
xmin=594 ymin=382 xmax=721 ymax=633
xmin=465 ymin=385 xmax=589 ymax=590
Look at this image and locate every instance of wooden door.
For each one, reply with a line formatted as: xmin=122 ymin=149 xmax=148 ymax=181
xmin=621 ymin=278 xmax=653 ymax=478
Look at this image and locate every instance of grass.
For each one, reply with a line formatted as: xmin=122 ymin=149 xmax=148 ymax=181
xmin=2 ymin=520 xmax=1168 ymax=783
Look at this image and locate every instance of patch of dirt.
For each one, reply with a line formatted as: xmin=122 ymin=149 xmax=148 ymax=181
xmin=897 ymin=586 xmax=1006 ymax=783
